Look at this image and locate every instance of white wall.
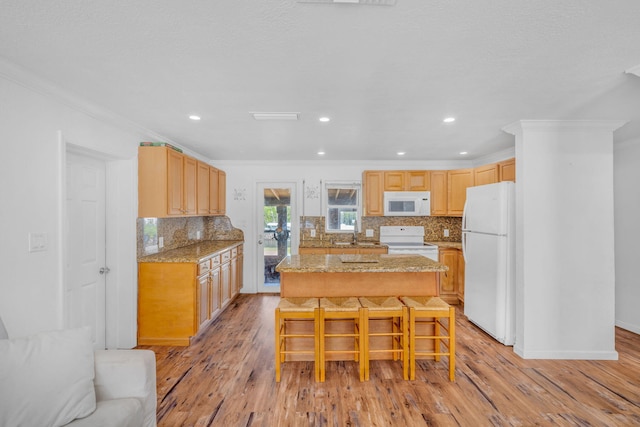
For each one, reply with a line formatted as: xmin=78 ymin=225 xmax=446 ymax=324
xmin=506 ymin=120 xmax=621 ymax=360
xmin=614 ymin=139 xmax=640 ymax=333
xmin=0 ymin=69 xmax=153 ymax=346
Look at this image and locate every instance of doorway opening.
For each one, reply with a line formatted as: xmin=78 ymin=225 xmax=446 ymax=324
xmin=257 ymin=183 xmax=296 ymax=293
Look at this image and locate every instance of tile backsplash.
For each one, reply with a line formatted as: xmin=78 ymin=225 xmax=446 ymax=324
xmin=137 ymin=216 xmax=244 ymax=257
xmin=300 ymin=215 xmax=462 ymax=244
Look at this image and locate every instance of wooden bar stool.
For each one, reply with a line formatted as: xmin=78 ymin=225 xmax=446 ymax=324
xmin=318 ymin=297 xmax=364 ymax=382
xmin=275 ymin=297 xmax=321 ymax=382
xmin=358 ymin=296 xmax=408 ymax=380
xmin=400 ymin=296 xmax=455 ymax=382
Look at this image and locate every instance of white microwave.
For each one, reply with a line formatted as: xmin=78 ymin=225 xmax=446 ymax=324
xmin=383 ymin=191 xmax=431 ymax=216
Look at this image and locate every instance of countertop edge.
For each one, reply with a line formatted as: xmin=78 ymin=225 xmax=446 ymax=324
xmin=138 ymin=240 xmax=243 ymax=263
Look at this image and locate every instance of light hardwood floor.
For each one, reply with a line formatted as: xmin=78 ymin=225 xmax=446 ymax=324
xmin=139 ymin=294 xmax=640 ymax=426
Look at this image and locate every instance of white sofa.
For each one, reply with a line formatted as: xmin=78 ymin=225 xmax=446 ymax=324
xmin=0 ymin=317 xmax=157 ymax=427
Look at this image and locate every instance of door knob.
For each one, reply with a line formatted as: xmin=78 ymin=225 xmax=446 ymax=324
xmin=258 ymin=240 xmax=263 ymax=245
xmin=99 ymin=267 xmax=111 ymax=275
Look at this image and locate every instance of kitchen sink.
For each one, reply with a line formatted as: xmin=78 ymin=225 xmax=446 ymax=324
xmin=333 ymin=242 xmax=353 ymax=246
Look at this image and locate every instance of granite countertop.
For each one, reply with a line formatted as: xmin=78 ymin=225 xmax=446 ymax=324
xmin=429 ymin=241 xmax=463 ymax=250
xmin=299 ymin=241 xmax=387 ymax=249
xmin=276 ymin=254 xmax=448 ymax=273
xmin=138 ymin=240 xmax=243 ymax=263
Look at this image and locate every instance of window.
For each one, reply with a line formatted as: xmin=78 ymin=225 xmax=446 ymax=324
xmin=324 ymin=182 xmax=361 ymax=232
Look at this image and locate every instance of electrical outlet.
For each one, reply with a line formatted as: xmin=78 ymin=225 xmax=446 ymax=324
xmin=158 ymin=237 xmax=164 ymax=248
xmin=366 ymin=229 xmax=374 ymax=237
xmin=196 ymin=231 xmax=202 ymax=239
xmin=310 ymin=229 xmax=316 ymax=237
xmin=443 ymin=229 xmax=449 ymax=237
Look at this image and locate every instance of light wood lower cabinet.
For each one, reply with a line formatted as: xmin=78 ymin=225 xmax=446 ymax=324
xmin=298 ymin=247 xmax=388 ymax=255
xmin=438 ymin=247 xmax=464 ymax=304
xmin=457 ymin=249 xmax=465 ymax=304
xmin=138 ymin=243 xmax=243 ymax=346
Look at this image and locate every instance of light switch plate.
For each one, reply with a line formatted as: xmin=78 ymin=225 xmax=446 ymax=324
xmin=443 ymin=229 xmax=449 ymax=237
xmin=310 ymin=229 xmax=316 ymax=237
xmin=28 ymin=232 xmax=47 ymax=252
xmin=158 ymin=237 xmax=164 ymax=248
xmin=366 ymin=229 xmax=374 ymax=237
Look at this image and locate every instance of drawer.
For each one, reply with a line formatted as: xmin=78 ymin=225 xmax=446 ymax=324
xmin=231 ymin=248 xmax=238 ymax=257
xmin=198 ymin=259 xmax=211 ymax=275
xmin=210 ymin=254 xmax=221 ymax=267
xmin=221 ymin=250 xmax=231 ymax=263
xmin=237 ymin=245 xmax=243 ymax=255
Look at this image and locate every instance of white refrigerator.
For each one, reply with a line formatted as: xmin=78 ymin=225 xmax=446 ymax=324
xmin=462 ymin=181 xmax=516 ymax=345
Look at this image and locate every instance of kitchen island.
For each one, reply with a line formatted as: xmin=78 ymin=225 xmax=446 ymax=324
xmin=276 ymin=253 xmax=447 ymax=298
xmin=275 ymin=254 xmax=448 ymax=362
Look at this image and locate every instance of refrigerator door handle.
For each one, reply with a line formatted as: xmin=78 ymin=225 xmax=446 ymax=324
xmin=462 ymin=232 xmax=467 ymax=262
xmin=462 ymin=199 xmax=468 ymax=231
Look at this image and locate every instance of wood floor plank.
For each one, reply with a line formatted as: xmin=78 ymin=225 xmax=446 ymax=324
xmin=139 ymin=294 xmax=640 ymax=426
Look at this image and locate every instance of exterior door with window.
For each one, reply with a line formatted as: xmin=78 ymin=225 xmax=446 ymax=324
xmin=256 ymin=182 xmax=297 ymax=293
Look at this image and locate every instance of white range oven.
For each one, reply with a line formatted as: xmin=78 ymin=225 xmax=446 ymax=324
xmin=379 ymin=226 xmax=439 ymax=261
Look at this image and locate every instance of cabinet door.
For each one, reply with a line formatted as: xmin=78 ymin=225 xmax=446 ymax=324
xmin=210 ymin=267 xmax=221 ymax=318
xmin=208 ymin=167 xmax=219 ymax=214
xmin=197 ymin=161 xmax=211 ymax=215
xmin=328 ymin=247 xmax=359 ymax=254
xmin=407 ymin=171 xmax=430 ymax=191
xmin=499 ymin=158 xmax=516 ymax=182
xmin=456 ymin=249 xmax=465 ymax=303
xmin=438 ymin=249 xmax=458 ymax=301
xmin=237 ymin=251 xmax=244 ymax=293
xmin=363 ymin=171 xmax=384 ymax=216
xmin=384 ymin=171 xmax=405 ymax=191
xmin=430 ymin=171 xmax=448 ymax=216
xmin=197 ymin=273 xmax=209 ymax=328
xmin=447 ymin=168 xmax=474 ymax=216
xmin=183 ymin=156 xmax=197 ymax=215
xmin=230 ymin=254 xmax=238 ymax=298
xmin=474 ymin=163 xmax=499 ymax=186
xmin=218 ymin=170 xmax=227 ymax=215
xmin=299 ymin=247 xmax=328 ymax=254
xmin=167 ymin=150 xmax=185 ymax=216
xmin=221 ymin=262 xmax=231 ymax=307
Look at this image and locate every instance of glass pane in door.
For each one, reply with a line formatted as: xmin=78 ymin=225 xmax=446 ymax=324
xmin=263 ymin=188 xmax=291 ymax=286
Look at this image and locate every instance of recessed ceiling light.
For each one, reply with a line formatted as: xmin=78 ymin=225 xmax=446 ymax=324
xmin=251 ymin=112 xmax=299 ymax=120
xmin=317 ymin=151 xmax=326 ymax=155
xmin=319 ymin=117 xmax=330 ymax=122
xmin=443 ymin=117 xmax=456 ymax=123
xmin=460 ymin=151 xmax=468 ymax=155
xmin=397 ymin=151 xmax=406 ymax=156
xmin=189 ymin=115 xmax=201 ymax=121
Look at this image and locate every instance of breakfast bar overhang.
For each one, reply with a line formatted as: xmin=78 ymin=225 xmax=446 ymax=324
xmin=276 ymin=254 xmax=448 ymax=298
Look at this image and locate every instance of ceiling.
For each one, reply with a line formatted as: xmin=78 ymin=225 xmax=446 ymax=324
xmin=2 ymin=1 xmax=640 ymax=161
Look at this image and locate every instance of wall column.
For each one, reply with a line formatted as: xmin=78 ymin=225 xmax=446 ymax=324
xmin=503 ymin=120 xmax=624 ymax=359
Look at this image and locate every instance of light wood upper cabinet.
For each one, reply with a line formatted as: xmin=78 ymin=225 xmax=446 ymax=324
xmin=197 ymin=161 xmax=211 ymax=215
xmin=217 ymin=170 xmax=226 ymax=215
xmin=384 ymin=170 xmax=430 ymax=191
xmin=499 ymin=158 xmax=516 ymax=182
xmin=139 ymin=146 xmax=225 ymax=218
xmin=447 ymin=168 xmax=474 ymax=216
xmin=363 ymin=171 xmax=384 ymax=216
xmin=430 ymin=171 xmax=448 ymax=216
xmin=139 ymin=146 xmax=196 ymax=217
xmin=474 ymin=163 xmax=499 ymax=186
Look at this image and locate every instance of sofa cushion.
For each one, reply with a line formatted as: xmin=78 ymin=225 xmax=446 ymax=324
xmin=0 ymin=327 xmax=96 ymax=427
xmin=65 ymin=398 xmax=144 ymax=427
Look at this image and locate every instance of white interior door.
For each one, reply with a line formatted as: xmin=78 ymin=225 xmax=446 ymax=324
xmin=65 ymin=152 xmax=107 ymax=349
xmin=256 ymin=182 xmax=297 ymax=293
